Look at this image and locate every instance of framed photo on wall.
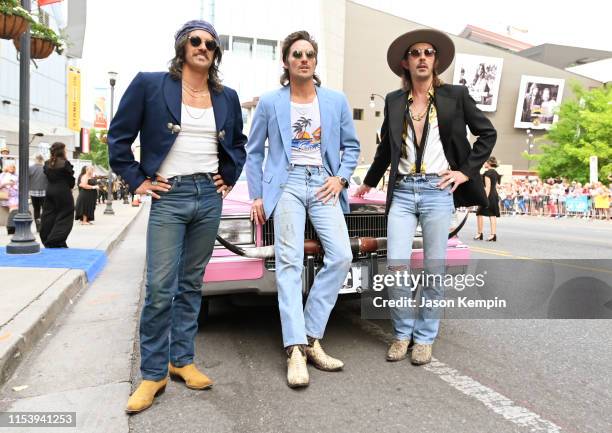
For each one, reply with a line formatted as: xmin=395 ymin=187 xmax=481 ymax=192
xmin=514 ymin=75 xmax=565 ymax=130
xmin=453 ymin=53 xmax=503 ymax=112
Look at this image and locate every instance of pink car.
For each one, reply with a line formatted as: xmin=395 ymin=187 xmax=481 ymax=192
xmin=203 ymin=176 xmax=470 ymax=297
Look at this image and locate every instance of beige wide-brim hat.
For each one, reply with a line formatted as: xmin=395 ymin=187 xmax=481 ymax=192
xmin=387 ymin=29 xmax=455 ymax=77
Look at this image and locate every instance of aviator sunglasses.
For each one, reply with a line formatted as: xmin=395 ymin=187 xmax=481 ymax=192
xmin=292 ymin=50 xmax=316 ymax=59
xmin=408 ymin=48 xmax=436 ymax=58
xmin=407 ymin=47 xmax=436 ymax=58
xmin=188 ymin=35 xmax=218 ymax=51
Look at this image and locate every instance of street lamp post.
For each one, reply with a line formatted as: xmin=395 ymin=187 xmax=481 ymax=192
xmin=526 ymin=129 xmax=534 ymax=175
xmin=7 ymin=0 xmax=39 ymax=254
xmin=104 ymin=71 xmax=118 ymax=215
xmin=369 ymin=93 xmax=385 ymax=109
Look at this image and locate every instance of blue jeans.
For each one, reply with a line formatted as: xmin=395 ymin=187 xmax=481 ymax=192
xmin=273 ymin=166 xmax=352 ymax=347
xmin=140 ymin=174 xmax=222 ymax=381
xmin=386 ymin=175 xmax=454 ymax=344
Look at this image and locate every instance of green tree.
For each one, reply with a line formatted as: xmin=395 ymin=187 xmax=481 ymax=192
xmin=526 ymin=82 xmax=612 ymax=183
xmin=79 ymin=128 xmax=109 ymax=169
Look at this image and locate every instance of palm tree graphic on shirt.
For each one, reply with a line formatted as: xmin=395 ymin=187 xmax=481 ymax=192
xmin=292 ymin=116 xmax=320 ymax=151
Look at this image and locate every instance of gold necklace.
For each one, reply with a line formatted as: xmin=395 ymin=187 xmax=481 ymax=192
xmin=183 ymin=103 xmax=208 ymax=120
xmin=182 ymin=87 xmax=210 ymax=99
xmin=182 ymin=81 xmax=209 ymax=93
xmin=409 ymin=104 xmax=429 ymax=121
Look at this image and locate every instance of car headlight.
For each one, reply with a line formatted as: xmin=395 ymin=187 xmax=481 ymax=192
xmin=216 ymin=218 xmax=254 ymax=246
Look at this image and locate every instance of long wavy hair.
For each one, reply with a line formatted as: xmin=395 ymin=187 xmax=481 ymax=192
xmin=168 ymin=33 xmax=223 ymax=92
xmin=280 ymin=30 xmax=321 ymax=87
xmin=48 ymin=142 xmax=66 ymax=168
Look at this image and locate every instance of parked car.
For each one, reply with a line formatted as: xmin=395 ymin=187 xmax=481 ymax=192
xmin=203 ymin=173 xmax=470 ymax=298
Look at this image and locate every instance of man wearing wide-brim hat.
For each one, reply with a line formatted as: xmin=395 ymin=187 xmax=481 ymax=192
xmin=355 ymin=29 xmax=496 ymax=365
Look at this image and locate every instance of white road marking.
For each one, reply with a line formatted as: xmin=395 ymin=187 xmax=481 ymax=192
xmin=341 ymin=309 xmax=563 ymax=433
xmin=423 ymin=359 xmax=562 ymax=433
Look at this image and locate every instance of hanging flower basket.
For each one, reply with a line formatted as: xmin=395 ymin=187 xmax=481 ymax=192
xmin=13 ymin=35 xmax=54 ymax=59
xmin=11 ymin=20 xmax=64 ymax=59
xmin=0 ymin=11 xmax=27 ymax=39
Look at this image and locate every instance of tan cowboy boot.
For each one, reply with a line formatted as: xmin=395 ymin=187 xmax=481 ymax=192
xmin=125 ymin=377 xmax=168 ymax=414
xmin=286 ymin=345 xmax=309 ymax=388
xmin=411 ymin=343 xmax=433 ymax=365
xmin=386 ymin=340 xmax=410 ymax=362
xmin=168 ymin=363 xmax=213 ymax=390
xmin=304 ymin=339 xmax=344 ymax=371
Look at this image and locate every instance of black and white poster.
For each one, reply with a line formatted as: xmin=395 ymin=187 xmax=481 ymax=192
xmin=453 ymin=53 xmax=503 ymax=112
xmin=514 ymin=75 xmax=565 ymax=129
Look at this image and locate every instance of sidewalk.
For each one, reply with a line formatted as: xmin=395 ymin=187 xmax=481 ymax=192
xmin=0 ymin=201 xmax=145 ymax=387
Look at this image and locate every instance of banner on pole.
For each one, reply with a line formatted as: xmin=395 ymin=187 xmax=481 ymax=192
xmin=67 ymin=66 xmax=81 ymax=132
xmin=93 ymin=88 xmax=108 ymax=129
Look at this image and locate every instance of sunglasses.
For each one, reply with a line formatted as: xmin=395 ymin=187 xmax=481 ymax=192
xmin=188 ymin=36 xmax=218 ymax=51
xmin=292 ymin=50 xmax=316 ymax=59
xmin=407 ymin=48 xmax=436 ymax=58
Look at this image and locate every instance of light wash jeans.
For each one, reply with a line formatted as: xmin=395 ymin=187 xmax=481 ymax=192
xmin=140 ymin=174 xmax=222 ymax=381
xmin=386 ymin=174 xmax=454 ymax=344
xmin=273 ymin=165 xmax=352 ymax=347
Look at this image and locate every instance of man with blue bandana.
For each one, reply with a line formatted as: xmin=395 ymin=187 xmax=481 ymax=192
xmin=108 ymin=20 xmax=247 ymax=413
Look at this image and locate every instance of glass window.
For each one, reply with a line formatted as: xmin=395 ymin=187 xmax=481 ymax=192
xmin=219 ymin=35 xmax=230 ymax=51
xmin=232 ymin=37 xmax=253 ymax=57
xmin=256 ymin=39 xmax=277 ymax=60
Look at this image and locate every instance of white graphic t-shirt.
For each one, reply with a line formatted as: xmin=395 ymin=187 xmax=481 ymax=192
xmin=290 ymin=97 xmax=322 ymax=166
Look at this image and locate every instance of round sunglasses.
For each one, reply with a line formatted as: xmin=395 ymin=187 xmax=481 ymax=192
xmin=292 ymin=50 xmax=316 ymax=59
xmin=407 ymin=48 xmax=436 ymax=58
xmin=188 ymin=35 xmax=218 ymax=51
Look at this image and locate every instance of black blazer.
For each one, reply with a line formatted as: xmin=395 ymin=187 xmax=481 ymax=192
xmin=363 ymin=84 xmax=497 ymax=211
xmin=108 ymin=72 xmax=247 ymax=193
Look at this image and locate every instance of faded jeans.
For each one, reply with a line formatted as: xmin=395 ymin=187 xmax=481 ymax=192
xmin=386 ymin=174 xmax=454 ymax=344
xmin=273 ymin=165 xmax=352 ymax=347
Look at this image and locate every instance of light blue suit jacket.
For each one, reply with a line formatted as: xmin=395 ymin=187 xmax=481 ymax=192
xmin=246 ymin=86 xmax=360 ymax=219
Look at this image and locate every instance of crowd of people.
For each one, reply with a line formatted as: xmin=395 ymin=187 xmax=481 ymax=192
xmin=0 ymin=144 xmax=131 ymax=246
xmin=496 ymin=176 xmax=611 ymax=220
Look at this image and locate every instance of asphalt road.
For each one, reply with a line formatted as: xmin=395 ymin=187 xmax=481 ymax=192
xmin=2 ymin=213 xmax=608 ymax=433
xmin=129 ymin=215 xmax=612 ymax=433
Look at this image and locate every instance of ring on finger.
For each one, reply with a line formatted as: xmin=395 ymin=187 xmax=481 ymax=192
xmin=145 ymin=190 xmax=153 ymax=196
xmin=151 ymin=180 xmax=158 ymax=186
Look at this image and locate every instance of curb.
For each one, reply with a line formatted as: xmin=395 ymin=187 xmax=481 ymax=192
xmin=0 ymin=205 xmax=145 ymax=387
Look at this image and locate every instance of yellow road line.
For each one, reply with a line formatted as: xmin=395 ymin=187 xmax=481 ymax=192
xmin=470 ymin=246 xmax=511 ymax=255
xmin=470 ymin=247 xmax=612 ymax=275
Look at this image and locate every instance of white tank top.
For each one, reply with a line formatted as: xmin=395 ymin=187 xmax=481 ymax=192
xmin=157 ymin=104 xmax=219 ymax=178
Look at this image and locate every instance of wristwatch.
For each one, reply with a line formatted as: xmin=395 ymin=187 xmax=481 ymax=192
xmin=336 ymin=176 xmax=349 ymax=188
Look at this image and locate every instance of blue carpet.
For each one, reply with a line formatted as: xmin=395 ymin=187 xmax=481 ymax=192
xmin=0 ymin=247 xmax=107 ymax=282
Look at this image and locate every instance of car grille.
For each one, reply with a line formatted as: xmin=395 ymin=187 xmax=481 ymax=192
xmin=262 ymin=213 xmax=387 ymax=269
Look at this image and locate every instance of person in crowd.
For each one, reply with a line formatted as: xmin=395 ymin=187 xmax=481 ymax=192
xmin=0 ymin=163 xmax=19 ymax=234
xmin=0 ymin=147 xmax=10 ymax=171
xmin=75 ymin=166 xmax=98 ymax=225
xmin=474 ymin=157 xmax=501 ymax=241
xmin=108 ymin=19 xmax=246 ymax=414
xmin=28 ymin=154 xmax=48 ymax=232
xmin=40 ymin=142 xmax=75 ymax=248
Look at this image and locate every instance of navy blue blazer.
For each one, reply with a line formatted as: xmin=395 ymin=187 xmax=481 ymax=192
xmin=108 ymin=72 xmax=247 ymax=192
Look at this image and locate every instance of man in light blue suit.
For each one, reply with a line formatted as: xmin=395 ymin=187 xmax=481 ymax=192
xmin=246 ymin=31 xmax=360 ymax=388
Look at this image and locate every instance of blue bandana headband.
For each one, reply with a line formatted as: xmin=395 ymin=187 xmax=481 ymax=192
xmin=174 ymin=20 xmax=219 ymax=44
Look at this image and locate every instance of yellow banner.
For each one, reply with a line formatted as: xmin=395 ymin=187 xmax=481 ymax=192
xmin=67 ymin=66 xmax=81 ymax=132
